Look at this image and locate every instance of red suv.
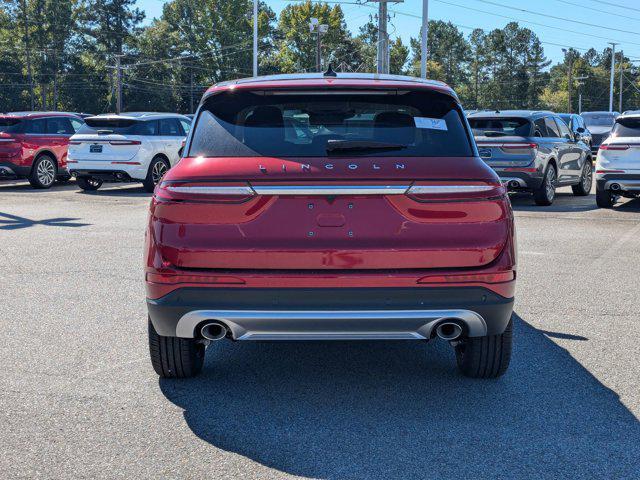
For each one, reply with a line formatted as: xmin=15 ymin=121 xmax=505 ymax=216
xmin=0 ymin=112 xmax=84 ymax=188
xmin=145 ymin=73 xmax=516 ymax=379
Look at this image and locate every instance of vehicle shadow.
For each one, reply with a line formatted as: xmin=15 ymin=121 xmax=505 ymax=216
xmin=509 ymin=191 xmax=600 ymax=213
xmin=77 ymin=184 xmax=151 ymax=197
xmin=159 ymin=313 xmax=640 ymax=479
xmin=0 ymin=211 xmax=90 ymax=230
xmin=0 ymin=180 xmax=79 ymax=192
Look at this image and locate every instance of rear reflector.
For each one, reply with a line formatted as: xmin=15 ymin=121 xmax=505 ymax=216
xmin=504 ymin=167 xmax=537 ymax=172
xmin=418 ymin=271 xmax=515 ymax=284
xmin=111 ymin=161 xmax=141 ymax=165
xmin=596 ymin=169 xmax=626 ymax=174
xmin=146 ymin=272 xmax=245 ymax=285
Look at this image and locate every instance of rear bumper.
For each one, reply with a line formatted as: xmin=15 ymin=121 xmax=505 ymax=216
xmin=68 ymin=160 xmax=148 ymax=181
xmin=596 ymin=173 xmax=640 ymax=192
xmin=0 ymin=161 xmax=30 ymax=177
xmin=497 ymin=171 xmax=544 ymax=190
xmin=147 ymin=287 xmax=514 ymax=340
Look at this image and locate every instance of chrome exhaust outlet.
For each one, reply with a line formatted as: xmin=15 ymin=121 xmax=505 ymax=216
xmin=509 ymin=180 xmax=520 ymax=189
xmin=436 ymin=322 xmax=463 ymax=341
xmin=200 ymin=322 xmax=228 ymax=341
xmin=610 ymin=183 xmax=621 ymax=191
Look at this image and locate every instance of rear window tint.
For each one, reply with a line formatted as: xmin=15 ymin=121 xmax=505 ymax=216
xmin=78 ymin=118 xmax=156 ymax=135
xmin=189 ymin=90 xmax=473 ymax=157
xmin=468 ymin=117 xmax=531 ymax=137
xmin=0 ymin=118 xmax=23 ymax=133
xmin=612 ymin=118 xmax=640 ymax=137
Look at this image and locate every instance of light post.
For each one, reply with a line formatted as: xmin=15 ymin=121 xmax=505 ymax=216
xmin=562 ymin=49 xmax=573 ymax=113
xmin=310 ymin=18 xmax=329 ymax=72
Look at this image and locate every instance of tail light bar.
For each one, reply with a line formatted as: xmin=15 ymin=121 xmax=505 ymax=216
xmin=595 ymin=169 xmax=626 ymax=174
xmin=157 ymin=182 xmax=505 ymax=202
xmin=68 ymin=140 xmax=142 ymax=146
xmin=477 ymin=142 xmax=538 ymax=152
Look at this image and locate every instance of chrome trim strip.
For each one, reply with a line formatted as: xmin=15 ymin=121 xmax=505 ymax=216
xmin=165 ymin=185 xmax=256 ymax=195
xmin=604 ymin=179 xmax=640 ymax=191
xmin=407 ymin=185 xmax=495 ymax=194
xmin=176 ymin=309 xmax=488 ymax=340
xmin=251 ymin=185 xmax=410 ymax=195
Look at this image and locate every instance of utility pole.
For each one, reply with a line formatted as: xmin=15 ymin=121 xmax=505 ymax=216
xmin=421 ymin=0 xmax=429 ymax=78
xmin=619 ymin=51 xmax=623 ymax=112
xmin=115 ymin=55 xmax=123 ymax=114
xmin=609 ymin=42 xmax=617 ymax=112
xmin=253 ymin=0 xmax=258 ymax=77
xmin=377 ymin=1 xmax=389 ymax=74
xmin=563 ymin=49 xmax=573 ymax=113
xmin=190 ymin=64 xmax=194 ymax=114
xmin=41 ymin=51 xmax=47 ymax=110
xmin=20 ymin=0 xmax=34 ymax=110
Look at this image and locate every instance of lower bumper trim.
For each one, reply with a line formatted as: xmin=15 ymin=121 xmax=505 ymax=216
xmin=176 ymin=308 xmax=487 ymax=340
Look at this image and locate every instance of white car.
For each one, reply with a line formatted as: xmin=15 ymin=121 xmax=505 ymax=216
xmin=67 ymin=112 xmax=191 ymax=192
xmin=595 ymin=112 xmax=640 ymax=208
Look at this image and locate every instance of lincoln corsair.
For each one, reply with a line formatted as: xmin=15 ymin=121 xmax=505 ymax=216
xmin=145 ymin=73 xmax=517 ymax=379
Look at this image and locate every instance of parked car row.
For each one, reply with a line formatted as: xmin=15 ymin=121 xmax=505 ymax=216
xmin=0 ymin=111 xmax=191 ymax=192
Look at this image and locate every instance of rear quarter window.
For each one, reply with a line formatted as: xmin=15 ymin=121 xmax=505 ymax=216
xmin=0 ymin=119 xmax=23 ymax=133
xmin=189 ymin=90 xmax=473 ymax=158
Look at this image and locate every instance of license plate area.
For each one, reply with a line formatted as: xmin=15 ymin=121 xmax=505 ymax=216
xmin=90 ymin=144 xmax=103 ymax=153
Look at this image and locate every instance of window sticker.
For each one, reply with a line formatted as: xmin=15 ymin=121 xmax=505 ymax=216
xmin=414 ymin=117 xmax=448 ymax=131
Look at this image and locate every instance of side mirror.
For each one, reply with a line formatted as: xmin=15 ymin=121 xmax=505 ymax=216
xmin=576 ymin=127 xmax=585 ymax=133
xmin=574 ymin=132 xmax=582 ymax=142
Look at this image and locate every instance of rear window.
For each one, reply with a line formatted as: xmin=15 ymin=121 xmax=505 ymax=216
xmin=189 ymin=90 xmax=473 ymax=157
xmin=78 ymin=118 xmax=155 ymax=135
xmin=612 ymin=117 xmax=640 ymax=137
xmin=0 ymin=118 xmax=23 ymax=133
xmin=468 ymin=117 xmax=532 ymax=137
xmin=583 ymin=114 xmax=616 ymax=127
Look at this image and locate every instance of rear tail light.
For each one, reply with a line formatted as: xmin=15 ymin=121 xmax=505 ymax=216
xmin=109 ymin=140 xmax=142 ymax=146
xmin=406 ymin=183 xmax=505 ymax=201
xmin=599 ymin=144 xmax=629 ymax=151
xmin=156 ymin=181 xmax=256 ymax=203
xmin=477 ymin=142 xmax=538 ymax=154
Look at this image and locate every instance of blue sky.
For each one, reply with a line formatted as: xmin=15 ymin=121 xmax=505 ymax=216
xmin=138 ymin=0 xmax=640 ymax=65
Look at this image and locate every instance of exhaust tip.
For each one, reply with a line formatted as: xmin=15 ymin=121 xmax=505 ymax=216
xmin=436 ymin=322 xmax=463 ymax=341
xmin=610 ymin=183 xmax=621 ymax=191
xmin=200 ymin=322 xmax=228 ymax=341
xmin=508 ymin=180 xmax=519 ymax=189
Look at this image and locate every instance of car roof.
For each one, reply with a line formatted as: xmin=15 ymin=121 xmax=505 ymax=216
xmin=2 ymin=111 xmax=81 ymax=119
xmin=89 ymin=112 xmax=189 ymax=121
xmin=616 ymin=112 xmax=640 ymax=120
xmin=581 ymin=111 xmax=620 ymax=116
xmin=467 ymin=109 xmax=555 ymax=118
xmin=205 ymin=73 xmax=456 ymax=98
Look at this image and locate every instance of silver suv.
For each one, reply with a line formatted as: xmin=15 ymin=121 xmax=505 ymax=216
xmin=468 ymin=110 xmax=593 ymax=205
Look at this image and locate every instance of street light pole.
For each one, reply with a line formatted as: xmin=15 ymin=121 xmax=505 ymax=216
xmin=609 ymin=42 xmax=617 ymax=112
xmin=563 ymin=49 xmax=573 ymax=113
xmin=310 ymin=19 xmax=328 ymax=72
xmin=619 ymin=51 xmax=623 ymax=112
xmin=421 ymin=0 xmax=429 ymax=78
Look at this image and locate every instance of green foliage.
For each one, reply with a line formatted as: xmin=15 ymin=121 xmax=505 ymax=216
xmin=1 ymin=1 xmax=639 ymax=114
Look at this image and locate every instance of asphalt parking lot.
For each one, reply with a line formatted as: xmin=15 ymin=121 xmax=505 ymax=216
xmin=1 ymin=180 xmax=639 ymax=479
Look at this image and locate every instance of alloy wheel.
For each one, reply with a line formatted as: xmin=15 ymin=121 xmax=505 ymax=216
xmin=151 ymin=160 xmax=168 ymax=184
xmin=37 ymin=158 xmax=56 ymax=186
xmin=545 ymin=167 xmax=556 ymax=201
xmin=582 ymin=162 xmax=593 ymax=192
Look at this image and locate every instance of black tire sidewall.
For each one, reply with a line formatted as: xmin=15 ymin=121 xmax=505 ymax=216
xmin=30 ymin=155 xmax=57 ymax=189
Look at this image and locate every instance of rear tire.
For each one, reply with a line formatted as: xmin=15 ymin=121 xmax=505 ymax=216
xmin=143 ymin=157 xmax=170 ymax=193
xmin=29 ymin=155 xmax=57 ymax=189
xmin=572 ymin=160 xmax=593 ymax=196
xmin=533 ymin=164 xmax=557 ymax=206
xmin=596 ymin=185 xmax=615 ymax=208
xmin=77 ymin=176 xmax=103 ymax=191
xmin=148 ymin=319 xmax=205 ymax=378
xmin=455 ymin=317 xmax=513 ymax=379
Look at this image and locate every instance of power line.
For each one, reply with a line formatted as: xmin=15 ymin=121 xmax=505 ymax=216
xmin=553 ymin=0 xmax=640 ymax=22
xmin=586 ymin=0 xmax=640 ymax=14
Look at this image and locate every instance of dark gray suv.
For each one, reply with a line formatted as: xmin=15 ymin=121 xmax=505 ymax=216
xmin=468 ymin=110 xmax=593 ymax=205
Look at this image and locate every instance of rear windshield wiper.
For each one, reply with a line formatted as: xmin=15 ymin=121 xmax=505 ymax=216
xmin=326 ymin=140 xmax=408 ymax=153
